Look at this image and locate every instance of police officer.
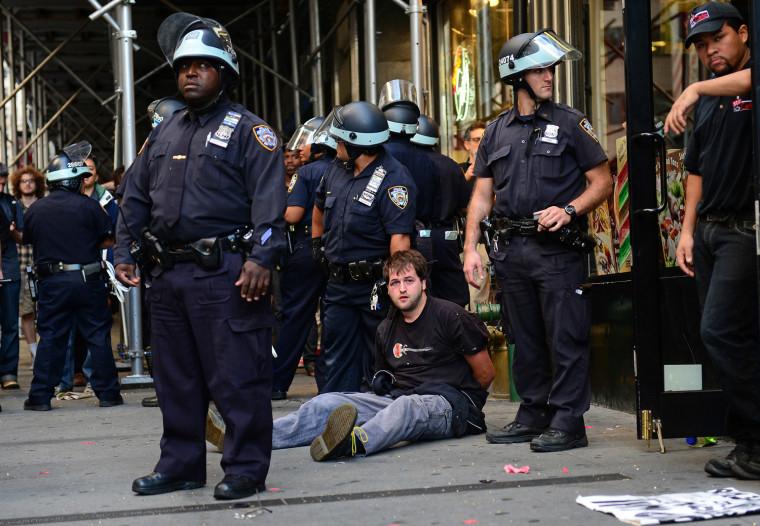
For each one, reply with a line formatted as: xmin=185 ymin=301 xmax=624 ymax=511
xmin=22 ymin=141 xmax=121 ymax=411
xmin=312 ymin=101 xmax=417 ymax=392
xmin=377 ymin=80 xmax=439 ymax=273
xmin=138 ymin=96 xmax=185 ymax=410
xmin=463 ymin=30 xmax=612 ymax=452
xmin=271 ymin=117 xmax=334 ymax=399
xmin=410 ymin=115 xmax=470 ymax=307
xmin=115 ymin=13 xmax=286 ymax=499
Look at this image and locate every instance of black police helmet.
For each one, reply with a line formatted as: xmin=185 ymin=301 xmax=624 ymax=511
xmin=45 ymin=141 xmax=91 ymax=193
xmin=383 ymin=105 xmax=420 ymax=135
xmin=329 ymin=101 xmax=390 ymax=148
xmin=498 ymin=29 xmax=581 ymax=85
xmin=148 ymin=97 xmax=186 ymax=129
xmin=410 ymin=115 xmax=439 ymax=147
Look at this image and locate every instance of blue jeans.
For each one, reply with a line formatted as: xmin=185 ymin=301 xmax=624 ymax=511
xmin=273 ymin=392 xmax=453 ymax=455
xmin=694 ymin=219 xmax=760 ymax=443
xmin=0 ymin=279 xmax=21 ymax=382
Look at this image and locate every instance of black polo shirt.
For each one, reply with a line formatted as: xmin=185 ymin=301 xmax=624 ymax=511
xmin=473 ymin=100 xmax=607 ymax=218
xmin=683 ymin=64 xmax=754 ymax=216
xmin=23 ymin=190 xmax=112 ymax=265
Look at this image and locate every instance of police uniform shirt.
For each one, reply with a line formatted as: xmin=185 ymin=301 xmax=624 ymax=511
xmin=287 ymin=156 xmax=334 ymax=237
xmin=0 ymin=193 xmax=23 ymax=279
xmin=474 ymin=101 xmax=608 ymax=218
xmin=425 ymin=151 xmax=469 ymax=222
xmin=316 ymin=150 xmax=417 ymax=264
xmin=684 ymin=63 xmax=753 ymax=216
xmin=375 ymin=296 xmax=489 ymax=404
xmin=115 ymin=99 xmax=287 ymax=269
xmin=23 ymin=191 xmax=112 ymax=265
xmin=384 ymin=136 xmax=438 ymax=224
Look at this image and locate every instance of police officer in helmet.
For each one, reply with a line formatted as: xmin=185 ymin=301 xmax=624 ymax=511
xmin=410 ymin=115 xmax=470 ymax=307
xmin=464 ymin=29 xmax=611 ymax=452
xmin=378 ymin=80 xmax=439 ymax=279
xmin=116 ymin=13 xmax=286 ymax=499
xmin=312 ymin=101 xmax=417 ymax=392
xmin=22 ymin=141 xmax=121 ymax=411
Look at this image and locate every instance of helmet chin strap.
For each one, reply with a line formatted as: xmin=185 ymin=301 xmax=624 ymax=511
xmin=342 ymin=143 xmax=366 ymax=171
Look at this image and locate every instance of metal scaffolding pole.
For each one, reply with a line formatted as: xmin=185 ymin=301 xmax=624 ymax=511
xmin=114 ymin=0 xmax=150 ymax=387
xmin=288 ymin=0 xmax=300 ymax=125
xmin=0 ymin=8 xmax=103 ymax=106
xmin=19 ymin=31 xmax=27 ymax=165
xmin=257 ymin=15 xmax=269 ymax=123
xmin=12 ymin=89 xmax=83 ymax=166
xmin=308 ymin=0 xmax=324 ymax=114
xmin=363 ymin=0 xmax=377 ymax=104
xmin=269 ymin=1 xmax=283 ymax=132
xmin=8 ymin=15 xmax=18 ymax=169
xmin=408 ymin=0 xmax=425 ymax=104
xmin=0 ymin=10 xmax=6 ymax=165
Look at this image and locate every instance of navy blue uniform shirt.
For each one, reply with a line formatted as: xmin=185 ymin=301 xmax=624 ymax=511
xmin=287 ymin=155 xmax=334 ymax=236
xmin=422 ymin=150 xmax=470 ymax=222
xmin=23 ymin=190 xmax=112 ymax=265
xmin=684 ymin=64 xmax=753 ymax=216
xmin=0 ymin=194 xmax=23 ymax=279
xmin=384 ymin=135 xmax=438 ymax=224
xmin=115 ymin=98 xmax=287 ymax=269
xmin=474 ymin=100 xmax=607 ymax=218
xmin=316 ymin=149 xmax=417 ymax=264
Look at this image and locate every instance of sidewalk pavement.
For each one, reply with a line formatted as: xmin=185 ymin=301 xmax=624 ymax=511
xmin=2 ymin=350 xmax=759 ymax=526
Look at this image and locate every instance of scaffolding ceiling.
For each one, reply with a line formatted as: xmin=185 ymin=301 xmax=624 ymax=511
xmin=1 ymin=0 xmax=340 ymax=173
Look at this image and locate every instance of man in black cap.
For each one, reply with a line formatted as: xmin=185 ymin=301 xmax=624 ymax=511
xmin=669 ymin=1 xmax=760 ymax=480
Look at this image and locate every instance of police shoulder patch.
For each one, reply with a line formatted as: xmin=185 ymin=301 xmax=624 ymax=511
xmin=253 ymin=125 xmax=278 ymax=151
xmin=388 ymin=186 xmax=409 ymax=209
xmin=287 ymin=173 xmax=298 ymax=193
xmin=579 ymin=118 xmax=599 ymax=142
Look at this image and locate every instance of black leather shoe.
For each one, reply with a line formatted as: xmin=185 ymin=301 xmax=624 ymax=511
xmin=99 ymin=394 xmax=124 ymax=407
xmin=142 ymin=396 xmax=159 ymax=408
xmin=24 ymin=399 xmax=52 ymax=411
xmin=705 ymin=443 xmax=750 ymax=477
xmin=214 ymin=474 xmax=266 ymax=500
xmin=530 ymin=427 xmax=588 ymax=452
xmin=132 ymin=472 xmax=205 ymax=495
xmin=486 ymin=421 xmax=545 ymax=444
xmin=271 ymin=390 xmax=287 ymax=401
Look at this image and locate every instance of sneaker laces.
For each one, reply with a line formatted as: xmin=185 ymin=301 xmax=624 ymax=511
xmin=351 ymin=426 xmax=368 ymax=455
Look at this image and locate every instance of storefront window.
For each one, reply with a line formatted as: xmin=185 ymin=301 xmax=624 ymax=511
xmin=588 ymin=0 xmax=708 ymax=277
xmin=448 ymin=0 xmax=513 ymax=163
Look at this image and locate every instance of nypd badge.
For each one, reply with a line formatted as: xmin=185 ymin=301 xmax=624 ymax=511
xmin=254 ymin=125 xmax=278 ymax=151
xmin=541 ymin=124 xmax=559 ymax=144
xmin=388 ymin=186 xmax=409 ymax=209
xmin=579 ymin=118 xmax=599 ymax=142
xmin=287 ymin=173 xmax=298 ymax=193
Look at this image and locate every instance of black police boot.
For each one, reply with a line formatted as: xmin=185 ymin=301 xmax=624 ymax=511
xmin=530 ymin=428 xmax=588 ymax=452
xmin=705 ymin=443 xmax=751 ymax=477
xmin=486 ymin=421 xmax=545 ymax=444
xmin=214 ymin=474 xmax=266 ymax=500
xmin=132 ymin=472 xmax=205 ymax=495
xmin=731 ymin=444 xmax=760 ymax=480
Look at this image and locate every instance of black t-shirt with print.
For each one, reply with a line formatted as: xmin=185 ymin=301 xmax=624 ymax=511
xmin=375 ymin=296 xmax=490 ymax=404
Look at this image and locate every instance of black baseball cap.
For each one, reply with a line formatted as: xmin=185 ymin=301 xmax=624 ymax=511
xmin=685 ymin=2 xmax=744 ymax=48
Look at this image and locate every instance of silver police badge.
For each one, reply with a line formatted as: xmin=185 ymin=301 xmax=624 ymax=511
xmin=541 ymin=124 xmax=559 ymax=144
xmin=215 ymin=125 xmax=233 ymax=141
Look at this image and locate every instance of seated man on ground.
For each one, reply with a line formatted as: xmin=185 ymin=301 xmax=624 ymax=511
xmin=268 ymin=249 xmax=494 ymax=460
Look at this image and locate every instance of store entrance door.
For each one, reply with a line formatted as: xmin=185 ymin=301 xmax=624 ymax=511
xmin=623 ymin=1 xmax=728 ymax=447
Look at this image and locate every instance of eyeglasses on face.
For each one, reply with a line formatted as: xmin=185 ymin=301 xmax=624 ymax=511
xmin=467 ymin=136 xmax=482 ymax=144
xmin=20 ymin=179 xmax=35 ymax=184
